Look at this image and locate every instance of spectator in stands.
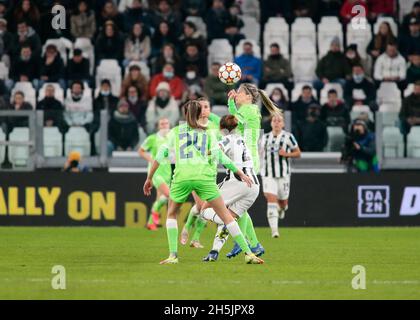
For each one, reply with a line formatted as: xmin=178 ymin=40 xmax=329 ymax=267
xmin=314 ymin=37 xmax=351 ymax=91
xmin=121 ymin=64 xmax=148 ymax=102
xmin=296 ymin=103 xmax=328 ymax=152
xmin=340 ymin=0 xmax=368 ymax=24
xmin=9 ymin=45 xmax=39 ymax=89
xmin=95 ymin=20 xmax=124 ymax=64
xmin=64 ymin=80 xmax=93 ymax=128
xmin=203 ymin=62 xmax=229 ymax=105
xmin=151 ymin=0 xmax=181 ymax=36
xmin=319 ymin=0 xmax=342 ymax=17
xmin=66 ymin=48 xmax=91 ymax=87
xmin=0 ymin=1 xmax=7 ymax=20
xmin=399 ymin=18 xmax=420 ymax=60
xmin=341 ymin=119 xmax=378 ymax=173
xmin=0 ymin=19 xmax=13 ymax=67
xmin=63 ymin=151 xmax=90 ymax=173
xmin=407 ymin=53 xmax=420 ymax=84
xmin=151 ymin=43 xmax=181 ymax=75
xmin=290 ymin=85 xmax=318 ymax=125
xmin=344 ymin=64 xmax=377 ymax=110
xmin=224 ymin=19 xmax=245 ymax=49
xmin=401 ymin=1 xmax=420 ymax=35
xmin=234 ymin=41 xmax=262 ymax=86
xmin=345 ymin=44 xmax=368 ymax=71
xmin=320 ymin=89 xmax=350 ymax=133
xmin=37 ymin=84 xmax=65 ymax=132
xmin=262 ymin=87 xmax=288 ymax=132
xmin=178 ymin=21 xmax=206 ymax=54
xmin=94 ymin=79 xmax=118 ymax=117
xmin=8 ymin=91 xmax=33 ymax=130
xmin=226 ymin=3 xmax=244 ymax=29
xmin=399 ymin=81 xmax=420 ymax=135
xmin=181 ymin=0 xmax=206 ymax=18
xmin=39 ymin=44 xmax=65 ymax=89
xmin=12 ymin=20 xmax=41 ymax=58
xmin=123 ymin=0 xmax=152 ymax=33
xmin=70 ymin=0 xmax=96 ymax=39
xmin=367 ymin=22 xmax=396 ymax=61
xmin=151 ymin=21 xmax=177 ymax=57
xmin=206 ymin=0 xmax=229 ymax=42
xmin=260 ymin=1 xmax=293 ymax=25
xmin=97 ymin=0 xmax=124 ymax=32
xmin=124 ymin=22 xmax=151 ymax=67
xmin=181 ymin=43 xmax=207 ymax=78
xmin=124 ymin=85 xmax=147 ymax=129
xmin=293 ymin=0 xmax=319 ymax=20
xmin=150 ymin=63 xmax=184 ymax=100
xmin=8 ymin=0 xmax=41 ymax=33
xmin=262 ymin=43 xmax=292 ymax=90
xmin=108 ymin=100 xmax=139 ymax=154
xmin=367 ymin=0 xmax=395 ymax=21
xmin=373 ymin=42 xmax=407 ymax=90
xmin=145 ymin=81 xmax=179 ymax=133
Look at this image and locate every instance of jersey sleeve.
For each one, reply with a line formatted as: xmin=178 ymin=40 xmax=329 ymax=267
xmin=228 ymin=99 xmax=245 ymax=124
xmin=208 ymin=131 xmax=238 ymax=173
xmin=287 ymin=133 xmax=299 ymax=150
xmin=140 ymin=135 xmax=153 ymax=152
xmin=208 ymin=112 xmax=221 ymax=126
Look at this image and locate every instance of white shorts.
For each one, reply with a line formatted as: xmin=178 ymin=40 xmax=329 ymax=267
xmin=219 ymin=178 xmax=260 ymax=217
xmin=262 ymin=176 xmax=290 ymax=200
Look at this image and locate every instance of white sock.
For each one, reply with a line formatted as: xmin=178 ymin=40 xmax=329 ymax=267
xmin=190 ymin=204 xmax=199 ymax=216
xmin=212 ymin=225 xmax=229 ymax=252
xmin=201 ymin=208 xmax=224 ymax=225
xmin=267 ymin=203 xmax=279 ymax=233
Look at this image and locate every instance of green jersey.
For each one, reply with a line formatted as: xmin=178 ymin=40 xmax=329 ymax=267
xmin=141 ymin=132 xmax=171 ymax=179
xmin=156 ymin=123 xmax=238 ymax=183
xmin=228 ymin=99 xmax=262 ymax=173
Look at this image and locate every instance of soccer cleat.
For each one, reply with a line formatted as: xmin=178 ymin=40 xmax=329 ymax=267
xmin=245 ymin=253 xmax=264 ymax=264
xmin=180 ymin=226 xmax=189 ymax=245
xmin=147 ymin=223 xmax=158 ymax=231
xmin=272 ymin=231 xmax=279 ymax=238
xmin=202 ymin=250 xmax=219 ymax=262
xmin=251 ymin=243 xmax=265 ymax=257
xmin=159 ymin=255 xmax=178 ymax=265
xmin=226 ymin=242 xmax=242 ymax=259
xmin=190 ymin=240 xmax=204 ymax=249
xmin=151 ymin=211 xmax=160 ymax=225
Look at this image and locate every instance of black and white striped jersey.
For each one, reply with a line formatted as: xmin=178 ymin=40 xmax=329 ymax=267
xmin=260 ymin=130 xmax=299 ymax=178
xmin=219 ymin=133 xmax=259 ymax=185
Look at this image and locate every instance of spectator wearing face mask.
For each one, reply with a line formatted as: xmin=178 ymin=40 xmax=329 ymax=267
xmin=146 ymin=81 xmax=179 ymax=133
xmin=295 ymin=103 xmax=329 ymax=152
xmin=149 ymin=63 xmax=185 ymax=100
xmin=180 ymin=43 xmax=207 ymax=78
xmin=64 ymin=80 xmax=93 ymax=128
xmin=121 ymin=64 xmax=148 ymax=102
xmin=344 ymin=64 xmax=376 ymax=110
xmin=37 ymin=84 xmax=65 ymax=133
xmin=345 ymin=44 xmax=369 ymax=72
xmin=320 ymin=89 xmax=350 ymax=133
xmin=234 ymin=41 xmax=262 ymax=86
xmin=262 ymin=43 xmax=292 ymax=90
xmin=9 ymin=45 xmax=39 ymax=90
xmin=124 ymin=85 xmax=147 ymax=129
xmin=290 ymin=85 xmax=318 ymax=125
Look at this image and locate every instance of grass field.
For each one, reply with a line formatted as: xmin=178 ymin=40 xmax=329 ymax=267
xmin=0 ymin=226 xmax=419 ymax=300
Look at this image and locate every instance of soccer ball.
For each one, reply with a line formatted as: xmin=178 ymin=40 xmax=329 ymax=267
xmin=218 ymin=62 xmax=242 ymax=85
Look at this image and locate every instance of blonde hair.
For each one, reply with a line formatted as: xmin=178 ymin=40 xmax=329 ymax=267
xmin=184 ymin=100 xmax=206 ymax=130
xmin=239 ymin=83 xmax=282 ymax=118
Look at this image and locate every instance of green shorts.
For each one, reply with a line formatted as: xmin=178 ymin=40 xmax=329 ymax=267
xmin=170 ymin=180 xmax=220 ymax=204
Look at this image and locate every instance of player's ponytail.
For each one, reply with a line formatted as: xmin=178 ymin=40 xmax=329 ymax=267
xmin=258 ymin=89 xmax=283 ymax=118
xmin=184 ymin=100 xmax=206 ymax=130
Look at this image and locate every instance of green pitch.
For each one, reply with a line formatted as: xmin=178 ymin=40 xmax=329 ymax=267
xmin=0 ymin=226 xmax=419 ymax=300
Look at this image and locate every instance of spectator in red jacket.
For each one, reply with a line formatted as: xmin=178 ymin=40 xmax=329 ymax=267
xmin=368 ymin=0 xmax=396 ymax=21
xmin=149 ymin=63 xmax=184 ymax=100
xmin=340 ymin=0 xmax=368 ymax=24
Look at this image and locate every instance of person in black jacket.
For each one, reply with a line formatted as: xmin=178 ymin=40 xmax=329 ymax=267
xmin=320 ymin=89 xmax=350 ymax=133
xmin=37 ymin=84 xmax=65 ymax=133
xmin=8 ymin=91 xmax=33 ymax=132
xmin=399 ymin=17 xmax=420 ymax=59
xmin=180 ymin=43 xmax=207 ymax=78
xmin=206 ymin=0 xmax=229 ymax=42
xmin=108 ymin=99 xmax=139 ymax=154
xmin=95 ymin=20 xmax=125 ymax=64
xmin=296 ymin=103 xmax=329 ymax=152
xmin=39 ymin=44 xmax=65 ymax=89
xmin=66 ymin=48 xmax=91 ymax=87
xmin=9 ymin=45 xmax=39 ymax=89
xmin=344 ymin=64 xmax=377 ymax=110
xmin=290 ymin=85 xmax=318 ymax=125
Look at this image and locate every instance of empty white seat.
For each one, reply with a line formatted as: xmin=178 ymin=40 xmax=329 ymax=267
xmin=374 ymin=17 xmax=398 ymax=37
xmin=320 ymin=83 xmax=344 ymax=105
xmin=346 ymin=19 xmax=372 ymax=59
xmin=291 ymin=18 xmax=316 ymax=49
xmin=317 ymin=16 xmax=344 ymax=58
xmin=65 ymin=127 xmax=91 ymax=157
xmin=291 ymin=83 xmax=318 ymax=102
xmin=238 ymin=0 xmax=260 ymax=20
xmin=351 ymin=105 xmax=374 ymax=121
xmin=0 ymin=62 xmax=9 ymax=80
xmin=378 ymin=107 xmax=399 ymax=127
xmin=11 ymin=82 xmax=36 ymax=108
xmin=407 ymin=127 xmax=420 ymax=158
xmin=0 ymin=127 xmax=5 ymax=164
xmin=377 ymin=82 xmax=402 ymax=109
xmin=38 ymin=83 xmax=65 ymax=103
xmin=8 ymin=127 xmax=30 ymax=167
xmin=208 ymin=39 xmax=234 ymax=65
xmin=291 ymin=40 xmax=317 ymax=82
xmin=125 ymin=61 xmax=150 ymax=81
xmin=235 ymin=39 xmax=261 ymax=58
xmin=186 ymin=16 xmax=207 ymax=38
xmin=264 ymin=83 xmax=289 ymax=100
xmin=383 ymin=127 xmax=404 ymax=158
xmin=212 ymin=105 xmax=229 ymax=117
xmin=326 ymin=127 xmax=345 ymax=152
xmin=240 ymin=16 xmax=260 ymax=42
xmin=44 ymin=127 xmax=63 ymax=157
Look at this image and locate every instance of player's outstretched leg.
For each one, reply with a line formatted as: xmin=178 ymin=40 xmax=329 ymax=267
xmin=226 ymin=212 xmax=248 ymax=259
xmin=203 ymin=225 xmax=228 ymax=262
xmin=190 ymin=217 xmax=206 ymax=248
xmin=147 ymin=196 xmax=167 ymax=230
xmin=246 ymin=213 xmax=265 ymax=257
xmin=267 ymin=203 xmax=280 ymax=238
xmin=181 ymin=204 xmax=199 ymax=245
xmin=160 ymin=201 xmax=182 ymax=265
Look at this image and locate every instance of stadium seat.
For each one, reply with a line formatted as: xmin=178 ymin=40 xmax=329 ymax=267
xmin=37 ymin=83 xmax=65 ymax=103
xmin=43 ymin=127 xmax=63 ymax=157
xmin=11 ymin=82 xmax=36 ymax=108
xmin=238 ymin=0 xmax=260 ymax=20
xmin=0 ymin=62 xmax=9 ymax=80
xmin=407 ymin=127 xmax=420 ymax=158
xmin=264 ymin=83 xmax=289 ymax=100
xmin=212 ymin=105 xmax=229 ymax=117
xmin=96 ymin=60 xmax=122 ymax=97
xmin=325 ymin=127 xmax=345 ymax=152
xmin=240 ymin=16 xmax=260 ymax=42
xmin=0 ymin=127 xmax=5 ymax=164
xmin=404 ymin=83 xmax=414 ymax=97
xmin=8 ymin=127 xmax=30 ymax=167
xmin=374 ymin=17 xmax=398 ymax=37
xmin=377 ymin=82 xmax=402 ymax=110
xmin=291 ymin=18 xmax=316 ymax=49
xmin=186 ymin=16 xmax=207 ymax=39
xmin=317 ymin=16 xmax=344 ymax=58
xmin=378 ymin=107 xmax=399 ymax=127
xmin=291 ymin=83 xmax=318 ymax=102
xmin=383 ymin=127 xmax=404 ymax=158
xmin=291 ymin=39 xmax=317 ymax=82
xmin=208 ymin=39 xmax=233 ymax=66
xmin=65 ymin=127 xmax=91 ymax=157
xmin=399 ymin=0 xmax=417 ymax=21
xmin=124 ymin=61 xmax=150 ymax=81
xmin=346 ymin=19 xmax=372 ymax=59
xmin=74 ymin=37 xmax=95 ymax=75
xmin=263 ymin=17 xmax=289 ymax=59
xmin=351 ymin=105 xmax=374 ymax=121
xmin=235 ymin=39 xmax=261 ymax=58
xmin=320 ymin=83 xmax=344 ymax=105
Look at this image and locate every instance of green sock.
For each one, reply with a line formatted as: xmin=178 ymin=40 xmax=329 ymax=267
xmin=147 ymin=212 xmax=154 ymax=225
xmin=152 ymin=197 xmax=167 ymax=212
xmin=245 ymin=212 xmax=259 ymax=247
xmin=237 ymin=214 xmax=249 ymax=237
xmin=226 ymin=222 xmax=251 ymax=254
xmin=184 ymin=206 xmax=198 ymax=231
xmin=191 ymin=217 xmax=207 ymax=241
xmin=166 ymin=218 xmax=178 ymax=255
